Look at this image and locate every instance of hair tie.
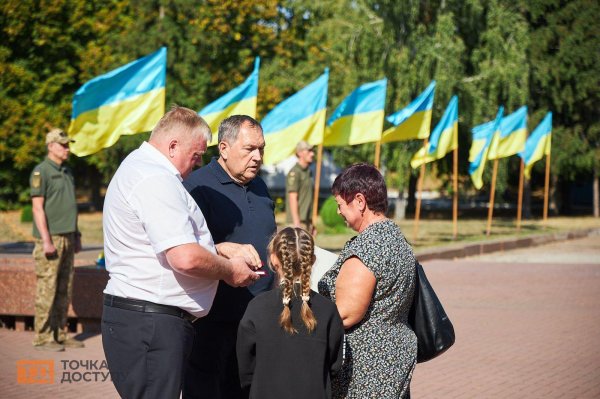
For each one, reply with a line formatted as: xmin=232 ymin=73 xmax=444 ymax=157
xmin=282 ymin=297 xmax=291 ymax=306
xmin=301 ymin=295 xmax=310 ymax=302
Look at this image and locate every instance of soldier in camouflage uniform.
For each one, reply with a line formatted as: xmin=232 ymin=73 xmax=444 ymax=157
xmin=30 ymin=128 xmax=84 ymax=351
xmin=286 ymin=140 xmax=316 ymax=234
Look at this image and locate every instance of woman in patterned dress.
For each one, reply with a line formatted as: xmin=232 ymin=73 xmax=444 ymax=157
xmin=318 ymin=163 xmax=417 ymax=399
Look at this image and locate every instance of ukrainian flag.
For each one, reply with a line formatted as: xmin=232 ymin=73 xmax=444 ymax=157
xmin=69 ymin=47 xmax=166 ymax=156
xmin=381 ymin=81 xmax=435 ymax=143
xmin=469 ymin=106 xmax=504 ymax=189
xmin=199 ymin=57 xmax=260 ymax=146
xmin=411 ymin=95 xmax=458 ymax=169
xmin=488 ymin=106 xmax=527 ymax=160
xmin=323 ymin=78 xmax=387 ymax=146
xmin=520 ymin=112 xmax=552 ymax=179
xmin=261 ymin=69 xmax=329 ymax=165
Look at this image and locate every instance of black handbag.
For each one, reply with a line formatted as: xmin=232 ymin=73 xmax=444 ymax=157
xmin=408 ymin=260 xmax=455 ymax=363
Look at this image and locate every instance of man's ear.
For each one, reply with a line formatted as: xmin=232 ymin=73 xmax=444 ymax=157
xmin=168 ymin=139 xmax=178 ymax=158
xmin=218 ymin=141 xmax=228 ymax=161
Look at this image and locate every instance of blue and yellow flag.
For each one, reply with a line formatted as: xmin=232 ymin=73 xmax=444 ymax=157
xmin=411 ymin=95 xmax=458 ymax=169
xmin=199 ymin=57 xmax=260 ymax=146
xmin=323 ymin=78 xmax=387 ymax=146
xmin=469 ymin=106 xmax=504 ymax=189
xmin=68 ymin=47 xmax=167 ymax=156
xmin=519 ymin=112 xmax=552 ymax=179
xmin=381 ymin=81 xmax=435 ymax=143
xmin=488 ymin=106 xmax=527 ymax=160
xmin=261 ymin=69 xmax=329 ymax=165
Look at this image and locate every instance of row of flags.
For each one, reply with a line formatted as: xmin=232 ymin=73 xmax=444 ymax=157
xmin=469 ymin=105 xmax=553 ymax=189
xmin=67 ymin=48 xmax=552 ymax=187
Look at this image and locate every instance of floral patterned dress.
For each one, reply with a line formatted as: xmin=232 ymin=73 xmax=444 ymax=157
xmin=318 ymin=219 xmax=417 ymax=399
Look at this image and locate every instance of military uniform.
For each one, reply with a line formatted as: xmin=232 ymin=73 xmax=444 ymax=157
xmin=285 ymin=162 xmax=314 ymax=230
xmin=30 ymin=157 xmax=78 ymax=346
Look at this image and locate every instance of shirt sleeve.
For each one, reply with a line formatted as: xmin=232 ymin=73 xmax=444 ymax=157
xmin=128 ymin=174 xmax=198 ymax=254
xmin=286 ymin=169 xmax=300 ymax=193
xmin=236 ymin=312 xmax=257 ymax=389
xmin=30 ymin=166 xmax=45 ymax=197
xmin=340 ymin=237 xmax=385 ymax=280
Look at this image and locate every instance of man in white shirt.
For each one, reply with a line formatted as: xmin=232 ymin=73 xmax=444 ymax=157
xmin=102 ymin=106 xmax=260 ymax=399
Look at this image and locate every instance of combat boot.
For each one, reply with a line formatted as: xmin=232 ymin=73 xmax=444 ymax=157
xmin=34 ymin=341 xmax=65 ymax=352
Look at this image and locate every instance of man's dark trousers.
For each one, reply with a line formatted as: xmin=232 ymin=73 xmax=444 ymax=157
xmin=102 ymin=305 xmax=195 ymax=398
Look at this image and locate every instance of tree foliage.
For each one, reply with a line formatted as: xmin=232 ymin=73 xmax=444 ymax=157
xmin=0 ymin=0 xmax=598 ymax=210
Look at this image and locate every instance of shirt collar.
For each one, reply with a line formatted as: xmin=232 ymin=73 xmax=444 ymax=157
xmin=44 ymin=157 xmax=63 ymax=171
xmin=296 ymin=161 xmax=310 ymax=171
xmin=207 ymin=157 xmax=239 ymax=185
xmin=140 ymin=141 xmax=183 ymax=182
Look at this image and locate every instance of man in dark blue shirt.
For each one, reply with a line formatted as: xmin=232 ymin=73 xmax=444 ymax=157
xmin=183 ymin=115 xmax=276 ymax=399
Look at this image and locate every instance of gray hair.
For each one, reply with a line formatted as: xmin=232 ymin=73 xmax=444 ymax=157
xmin=218 ymin=115 xmax=262 ymax=144
xmin=150 ymin=105 xmax=212 ymax=143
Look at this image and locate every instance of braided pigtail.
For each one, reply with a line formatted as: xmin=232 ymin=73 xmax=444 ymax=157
xmin=277 ymin=232 xmax=297 ymax=334
xmin=297 ymin=229 xmax=317 ymax=333
xmin=268 ymin=227 xmax=317 ymax=335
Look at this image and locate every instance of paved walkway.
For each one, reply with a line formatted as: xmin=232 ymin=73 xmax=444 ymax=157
xmin=411 ymin=235 xmax=600 ymax=398
xmin=1 ymin=236 xmax=599 ymax=398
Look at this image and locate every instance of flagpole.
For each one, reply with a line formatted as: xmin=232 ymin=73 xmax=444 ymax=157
xmin=374 ymin=141 xmax=381 ymax=169
xmin=311 ymin=144 xmax=324 ymax=231
xmin=486 ymin=159 xmax=499 ymax=236
xmin=452 ymin=146 xmax=458 ymax=240
xmin=516 ymin=159 xmax=524 ymax=231
xmin=543 ymin=152 xmax=551 ymax=222
xmin=414 ymin=138 xmax=428 ymax=242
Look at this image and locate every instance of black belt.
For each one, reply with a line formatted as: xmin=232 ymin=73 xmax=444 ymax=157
xmin=103 ymin=294 xmax=198 ymax=323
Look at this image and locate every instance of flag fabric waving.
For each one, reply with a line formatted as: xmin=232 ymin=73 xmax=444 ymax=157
xmin=380 ymin=81 xmax=435 ymax=143
xmin=469 ymin=106 xmax=504 ymax=189
xmin=487 ymin=106 xmax=527 ymax=160
xmin=519 ymin=112 xmax=552 ymax=178
xmin=199 ymin=57 xmax=260 ymax=146
xmin=68 ymin=47 xmax=167 ymax=156
xmin=411 ymin=95 xmax=459 ymax=168
xmin=323 ymin=78 xmax=387 ymax=146
xmin=261 ymin=69 xmax=329 ymax=165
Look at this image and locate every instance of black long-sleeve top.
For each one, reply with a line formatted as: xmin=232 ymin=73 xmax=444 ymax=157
xmin=236 ymin=289 xmax=344 ymax=399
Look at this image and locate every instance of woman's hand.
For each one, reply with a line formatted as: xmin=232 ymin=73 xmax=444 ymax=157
xmin=335 ymin=256 xmax=376 ymax=329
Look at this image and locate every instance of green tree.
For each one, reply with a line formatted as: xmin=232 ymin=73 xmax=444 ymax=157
xmin=526 ymin=0 xmax=600 ymax=215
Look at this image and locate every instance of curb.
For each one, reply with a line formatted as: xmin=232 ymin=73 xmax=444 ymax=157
xmin=415 ymin=227 xmax=600 ymax=262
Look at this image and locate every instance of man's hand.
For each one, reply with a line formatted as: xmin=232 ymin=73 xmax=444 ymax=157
xmin=42 ymin=241 xmax=57 ymax=258
xmin=224 ymin=256 xmax=260 ymax=287
xmin=216 ymin=242 xmax=261 ymax=269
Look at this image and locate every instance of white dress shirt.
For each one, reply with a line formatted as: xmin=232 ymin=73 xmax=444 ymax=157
xmin=103 ymin=142 xmax=218 ymax=317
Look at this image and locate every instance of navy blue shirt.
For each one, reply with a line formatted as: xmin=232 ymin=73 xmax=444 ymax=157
xmin=183 ymin=158 xmax=277 ymax=322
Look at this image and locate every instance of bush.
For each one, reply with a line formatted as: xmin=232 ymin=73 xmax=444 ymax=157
xmin=319 ymin=196 xmax=346 ymax=232
xmin=21 ymin=204 xmax=33 ymax=222
xmin=274 ymin=196 xmax=285 ymax=214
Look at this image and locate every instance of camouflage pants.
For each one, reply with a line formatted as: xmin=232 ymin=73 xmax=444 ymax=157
xmin=33 ymin=234 xmax=75 ymax=345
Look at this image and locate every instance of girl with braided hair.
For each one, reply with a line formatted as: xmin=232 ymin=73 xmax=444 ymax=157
xmin=236 ymin=227 xmax=344 ymax=399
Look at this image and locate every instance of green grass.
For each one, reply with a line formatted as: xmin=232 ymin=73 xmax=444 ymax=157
xmin=2 ymin=210 xmax=599 ymax=252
